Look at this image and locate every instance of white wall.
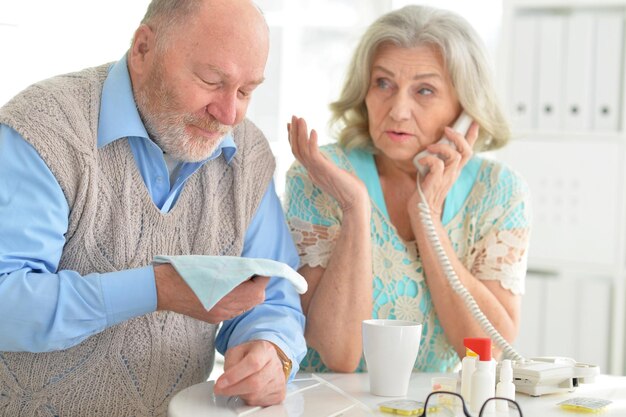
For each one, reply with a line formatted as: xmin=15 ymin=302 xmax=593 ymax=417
xmin=0 ymin=0 xmax=150 ymax=106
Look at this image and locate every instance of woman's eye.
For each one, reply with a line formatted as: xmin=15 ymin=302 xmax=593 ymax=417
xmin=417 ymin=87 xmax=434 ymax=96
xmin=375 ymin=78 xmax=391 ymax=89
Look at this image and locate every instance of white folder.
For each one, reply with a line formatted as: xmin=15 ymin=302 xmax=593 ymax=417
xmin=563 ymin=13 xmax=595 ymax=131
xmin=592 ymin=14 xmax=623 ymax=131
xmin=537 ymin=15 xmax=565 ymax=130
xmin=510 ymin=15 xmax=538 ymax=130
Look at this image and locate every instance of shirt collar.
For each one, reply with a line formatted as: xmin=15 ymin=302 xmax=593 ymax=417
xmin=97 ymin=54 xmax=237 ymax=164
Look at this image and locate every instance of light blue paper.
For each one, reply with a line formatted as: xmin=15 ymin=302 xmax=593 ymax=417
xmin=153 ymin=255 xmax=308 ymax=310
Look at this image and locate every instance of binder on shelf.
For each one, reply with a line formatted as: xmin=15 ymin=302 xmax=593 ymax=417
xmin=563 ymin=13 xmax=594 ymax=131
xmin=536 ymin=14 xmax=565 ymax=130
xmin=592 ymin=14 xmax=623 ymax=132
xmin=509 ymin=15 xmax=538 ymax=130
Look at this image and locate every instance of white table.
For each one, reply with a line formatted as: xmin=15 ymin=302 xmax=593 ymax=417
xmin=168 ymin=372 xmax=626 ymax=416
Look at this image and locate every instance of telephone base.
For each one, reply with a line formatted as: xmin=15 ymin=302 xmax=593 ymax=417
xmin=510 ymin=357 xmax=600 ymax=397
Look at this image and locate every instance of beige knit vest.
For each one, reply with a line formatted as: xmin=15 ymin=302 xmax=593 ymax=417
xmin=0 ymin=64 xmax=275 ymax=417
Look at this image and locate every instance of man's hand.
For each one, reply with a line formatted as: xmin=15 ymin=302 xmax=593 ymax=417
xmin=154 ymin=263 xmax=269 ymax=323
xmin=213 ymin=340 xmax=288 ymax=406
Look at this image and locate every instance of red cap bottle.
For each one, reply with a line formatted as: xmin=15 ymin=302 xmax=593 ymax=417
xmin=466 ymin=337 xmax=495 ymax=413
xmin=464 ymin=337 xmax=492 ymax=361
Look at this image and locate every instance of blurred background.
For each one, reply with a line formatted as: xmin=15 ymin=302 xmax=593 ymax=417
xmin=1 ymin=0 xmax=625 ymax=376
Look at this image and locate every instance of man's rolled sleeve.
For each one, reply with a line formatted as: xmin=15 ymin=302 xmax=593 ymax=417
xmin=215 ymin=180 xmax=306 ymax=378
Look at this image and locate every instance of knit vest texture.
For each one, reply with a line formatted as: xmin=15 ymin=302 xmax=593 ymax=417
xmin=0 ymin=64 xmax=275 ymax=417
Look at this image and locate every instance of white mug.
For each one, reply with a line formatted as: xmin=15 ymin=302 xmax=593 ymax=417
xmin=362 ymin=319 xmax=422 ymax=397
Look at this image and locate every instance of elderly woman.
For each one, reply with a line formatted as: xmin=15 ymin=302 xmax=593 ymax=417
xmin=285 ymin=5 xmax=531 ymax=373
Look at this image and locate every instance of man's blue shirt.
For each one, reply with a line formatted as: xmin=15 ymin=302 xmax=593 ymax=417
xmin=0 ymin=56 xmax=305 ymax=373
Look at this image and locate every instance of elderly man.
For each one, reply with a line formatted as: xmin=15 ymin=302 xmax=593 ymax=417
xmin=0 ymin=0 xmax=305 ymax=415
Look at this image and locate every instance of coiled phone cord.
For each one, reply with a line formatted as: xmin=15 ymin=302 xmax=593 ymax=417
xmin=416 ymin=180 xmax=526 ymax=362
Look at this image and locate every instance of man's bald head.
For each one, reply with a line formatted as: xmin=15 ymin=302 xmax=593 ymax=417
xmin=141 ymin=0 xmax=267 ymax=52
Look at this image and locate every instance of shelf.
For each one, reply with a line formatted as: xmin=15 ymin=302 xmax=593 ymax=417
xmin=500 ymin=0 xmax=626 ymax=375
xmin=527 ymin=260 xmax=623 ymax=278
xmin=510 ymin=0 xmax=626 ymax=8
xmin=509 ymin=131 xmax=626 ymax=142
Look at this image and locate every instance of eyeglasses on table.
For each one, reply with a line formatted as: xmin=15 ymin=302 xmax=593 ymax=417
xmin=417 ymin=390 xmax=523 ymax=416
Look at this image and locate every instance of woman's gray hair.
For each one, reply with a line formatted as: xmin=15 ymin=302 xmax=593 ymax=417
xmin=140 ymin=0 xmax=202 ymax=51
xmin=331 ymin=5 xmax=510 ymax=152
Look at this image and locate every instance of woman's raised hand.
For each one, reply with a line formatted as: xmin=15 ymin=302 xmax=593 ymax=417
xmin=288 ymin=116 xmax=369 ymax=213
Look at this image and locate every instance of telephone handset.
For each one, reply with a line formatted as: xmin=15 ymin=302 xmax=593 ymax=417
xmin=412 ymin=111 xmax=474 ymax=177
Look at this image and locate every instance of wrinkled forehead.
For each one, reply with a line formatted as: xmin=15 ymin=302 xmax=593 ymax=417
xmin=373 ymin=41 xmax=444 ymax=65
xmin=370 ymin=42 xmax=447 ymax=77
xmin=161 ymin=1 xmax=268 ymax=71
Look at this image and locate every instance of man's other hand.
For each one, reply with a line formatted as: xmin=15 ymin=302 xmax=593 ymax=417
xmin=213 ymin=340 xmax=287 ymax=406
xmin=154 ymin=263 xmax=269 ymax=323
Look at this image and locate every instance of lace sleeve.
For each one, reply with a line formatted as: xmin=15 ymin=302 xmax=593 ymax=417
xmin=284 ymin=161 xmax=342 ymax=269
xmin=469 ymin=165 xmax=532 ymax=295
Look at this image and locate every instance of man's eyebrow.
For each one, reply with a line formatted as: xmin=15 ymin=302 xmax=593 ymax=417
xmin=256 ymin=76 xmax=266 ymax=84
xmin=205 ymin=64 xmax=265 ymax=86
xmin=247 ymin=76 xmax=265 ymax=87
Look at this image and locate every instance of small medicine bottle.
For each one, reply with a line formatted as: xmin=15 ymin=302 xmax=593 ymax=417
xmin=460 ymin=338 xmax=478 ymax=406
xmin=496 ymin=359 xmax=515 ymax=411
xmin=466 ymin=338 xmax=495 ymax=414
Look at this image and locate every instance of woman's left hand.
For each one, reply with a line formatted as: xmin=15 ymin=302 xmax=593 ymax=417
xmin=409 ymin=121 xmax=480 ymax=218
